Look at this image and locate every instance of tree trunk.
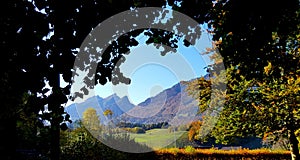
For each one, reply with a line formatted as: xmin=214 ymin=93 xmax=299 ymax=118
xmin=0 ymin=119 xmax=16 ymax=160
xmin=49 ymin=74 xmax=61 ymax=160
xmin=288 ymin=129 xmax=300 ymax=160
xmin=50 ymin=118 xmax=60 ymax=160
xmin=49 ymin=0 xmax=62 ymax=157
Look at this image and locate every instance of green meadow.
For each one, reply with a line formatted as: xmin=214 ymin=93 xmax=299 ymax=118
xmin=130 ymin=129 xmax=187 ymax=149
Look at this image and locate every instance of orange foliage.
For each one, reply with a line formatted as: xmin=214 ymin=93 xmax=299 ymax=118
xmin=188 ymin=120 xmax=202 ymax=141
xmin=156 ymin=148 xmax=291 ymax=159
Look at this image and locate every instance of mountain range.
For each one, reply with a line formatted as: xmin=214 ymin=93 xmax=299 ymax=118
xmin=65 ymin=80 xmax=201 ymax=126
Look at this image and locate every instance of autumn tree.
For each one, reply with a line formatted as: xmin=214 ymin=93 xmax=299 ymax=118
xmin=82 ymin=108 xmax=101 ymax=135
xmin=188 ymin=120 xmax=202 ymax=141
xmin=186 ymin=0 xmax=300 ymax=159
xmin=257 ymin=47 xmax=300 ymax=158
xmin=104 ymin=109 xmax=113 ymax=119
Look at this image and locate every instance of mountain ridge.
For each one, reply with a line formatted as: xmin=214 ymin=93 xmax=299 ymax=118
xmin=65 ymin=79 xmax=201 ymax=125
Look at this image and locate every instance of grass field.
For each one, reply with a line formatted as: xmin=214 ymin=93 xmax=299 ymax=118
xmin=130 ymin=129 xmax=187 ymax=149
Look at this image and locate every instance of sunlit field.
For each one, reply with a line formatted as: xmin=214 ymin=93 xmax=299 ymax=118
xmin=130 ymin=129 xmax=187 ymax=149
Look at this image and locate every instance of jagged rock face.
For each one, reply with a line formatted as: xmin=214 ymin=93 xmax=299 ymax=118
xmin=65 ymin=81 xmax=200 ymax=125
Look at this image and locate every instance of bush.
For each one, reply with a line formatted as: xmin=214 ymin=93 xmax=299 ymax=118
xmin=123 ymin=127 xmax=146 ymax=134
xmin=132 ymin=127 xmax=146 ymax=134
xmin=184 ymin=145 xmax=196 ymax=154
xmin=155 ymin=148 xmax=291 ymax=160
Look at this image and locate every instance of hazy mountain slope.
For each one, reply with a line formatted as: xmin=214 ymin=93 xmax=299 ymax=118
xmin=118 ymin=82 xmax=200 ymax=124
xmin=65 ymin=94 xmax=134 ymax=123
xmin=65 ymin=80 xmax=200 ymax=125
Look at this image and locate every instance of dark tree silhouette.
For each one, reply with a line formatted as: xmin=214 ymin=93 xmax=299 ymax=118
xmin=1 ymin=0 xmax=213 ymax=159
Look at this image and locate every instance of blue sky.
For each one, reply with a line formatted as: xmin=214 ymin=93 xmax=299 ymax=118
xmin=61 ymin=25 xmax=214 ymax=106
xmin=93 ymin=28 xmax=214 ymax=105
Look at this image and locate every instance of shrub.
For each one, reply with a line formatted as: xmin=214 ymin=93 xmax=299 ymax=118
xmin=122 ymin=127 xmax=145 ymax=134
xmin=61 ymin=126 xmax=154 ymax=160
xmin=155 ymin=148 xmax=291 ymax=160
xmin=133 ymin=127 xmax=146 ymax=134
xmin=184 ymin=145 xmax=196 ymax=154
